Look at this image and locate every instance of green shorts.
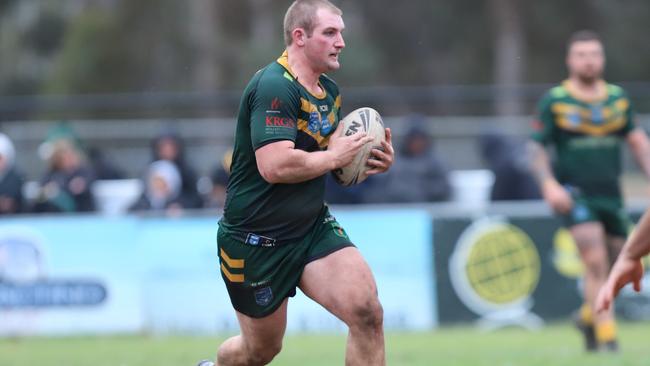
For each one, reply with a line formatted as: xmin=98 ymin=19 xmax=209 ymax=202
xmin=562 ymin=187 xmax=630 ymax=238
xmin=217 ymin=206 xmax=354 ymax=318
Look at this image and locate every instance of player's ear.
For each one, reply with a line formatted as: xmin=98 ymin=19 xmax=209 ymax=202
xmin=293 ymin=28 xmax=306 ymax=46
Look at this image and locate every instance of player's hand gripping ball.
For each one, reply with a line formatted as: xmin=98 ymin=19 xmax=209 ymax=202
xmin=333 ymin=107 xmax=386 ymax=186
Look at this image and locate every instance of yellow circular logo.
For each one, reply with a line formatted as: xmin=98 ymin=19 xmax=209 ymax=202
xmin=466 ymin=224 xmax=540 ymax=304
xmin=450 ymin=217 xmax=541 ymax=314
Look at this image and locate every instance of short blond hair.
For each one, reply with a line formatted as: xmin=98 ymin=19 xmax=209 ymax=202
xmin=283 ymin=0 xmax=342 ymax=46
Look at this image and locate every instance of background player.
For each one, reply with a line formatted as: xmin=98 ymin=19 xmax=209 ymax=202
xmin=199 ymin=1 xmax=394 ymax=365
xmin=528 ymin=30 xmax=650 ymax=352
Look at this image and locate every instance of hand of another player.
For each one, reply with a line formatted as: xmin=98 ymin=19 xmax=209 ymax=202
xmin=366 ymin=128 xmax=394 ymax=176
xmin=542 ymin=180 xmax=573 ymax=214
xmin=596 ymin=256 xmax=644 ymax=312
xmin=328 ymin=122 xmax=375 ymax=169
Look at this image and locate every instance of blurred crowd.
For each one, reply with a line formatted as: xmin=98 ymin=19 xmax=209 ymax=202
xmin=0 ymin=121 xmax=231 ymax=216
xmin=0 ymin=116 xmax=540 ymax=216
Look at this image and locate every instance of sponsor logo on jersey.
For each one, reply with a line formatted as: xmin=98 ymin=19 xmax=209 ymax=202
xmin=591 ymin=104 xmax=604 ymax=125
xmin=266 ymin=97 xmax=283 ymax=113
xmin=567 ymin=112 xmax=581 ymax=127
xmin=265 ymin=116 xmax=295 ymax=128
xmin=308 ymin=112 xmax=321 ymax=133
xmin=319 ymin=105 xmax=329 ymax=112
xmin=320 ymin=116 xmax=332 ymax=135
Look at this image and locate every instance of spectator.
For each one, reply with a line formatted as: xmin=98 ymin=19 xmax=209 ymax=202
xmin=479 ymin=131 xmax=541 ymax=201
xmin=130 ymin=160 xmax=184 ymax=213
xmin=32 ymin=139 xmax=96 ymax=213
xmin=325 ymin=173 xmax=374 ymax=204
xmin=151 ymin=131 xmax=202 ymax=208
xmin=38 ymin=120 xmax=84 ymax=161
xmin=367 ymin=116 xmax=451 ymax=203
xmin=0 ymin=133 xmax=25 ymax=215
xmin=204 ymin=165 xmax=229 ymax=209
xmin=203 ymin=149 xmax=232 ymax=209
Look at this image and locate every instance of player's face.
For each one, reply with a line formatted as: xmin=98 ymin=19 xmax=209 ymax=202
xmin=304 ymin=8 xmax=345 ymax=73
xmin=566 ymin=40 xmax=605 ymax=83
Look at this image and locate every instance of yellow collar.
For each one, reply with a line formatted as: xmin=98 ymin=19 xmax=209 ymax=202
xmin=563 ymin=79 xmax=608 ymax=103
xmin=276 ymin=51 xmax=327 ymax=99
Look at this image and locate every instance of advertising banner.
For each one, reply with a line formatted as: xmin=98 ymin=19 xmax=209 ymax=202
xmin=433 ymin=212 xmax=650 ymax=327
xmin=0 ymin=208 xmax=433 ymax=335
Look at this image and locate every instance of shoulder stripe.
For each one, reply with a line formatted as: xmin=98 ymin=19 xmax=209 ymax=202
xmin=550 ymin=85 xmax=568 ymax=98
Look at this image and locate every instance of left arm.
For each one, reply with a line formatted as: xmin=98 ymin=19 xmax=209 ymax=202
xmin=366 ymin=128 xmax=395 ymax=175
xmin=627 ymin=128 xmax=650 ymax=180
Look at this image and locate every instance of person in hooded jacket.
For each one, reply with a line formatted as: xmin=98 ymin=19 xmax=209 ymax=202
xmin=367 ymin=116 xmax=451 ymax=203
xmin=151 ymin=131 xmax=202 ymax=209
xmin=129 ymin=160 xmax=184 ymax=213
xmin=479 ymin=131 xmax=541 ymax=201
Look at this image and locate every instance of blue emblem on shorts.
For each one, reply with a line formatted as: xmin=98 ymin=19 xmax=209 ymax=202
xmin=247 ymin=234 xmax=260 ymax=246
xmin=254 ymin=286 xmax=273 ymax=306
xmin=308 ymin=111 xmax=321 ymax=133
xmin=572 ymin=204 xmax=589 ymax=222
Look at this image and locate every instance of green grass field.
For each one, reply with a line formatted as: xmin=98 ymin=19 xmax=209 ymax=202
xmin=1 ymin=322 xmax=649 ymax=366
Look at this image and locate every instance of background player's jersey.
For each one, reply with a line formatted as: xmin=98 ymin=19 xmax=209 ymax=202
xmin=220 ymin=52 xmax=342 ymax=244
xmin=531 ymin=80 xmax=636 ymax=197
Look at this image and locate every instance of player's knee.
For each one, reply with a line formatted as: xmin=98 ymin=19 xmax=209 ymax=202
xmin=582 ymin=249 xmax=609 ymax=278
xmin=216 ymin=337 xmax=282 ymax=366
xmin=349 ymin=295 xmax=383 ymax=332
xmin=246 ymin=340 xmax=282 ymax=365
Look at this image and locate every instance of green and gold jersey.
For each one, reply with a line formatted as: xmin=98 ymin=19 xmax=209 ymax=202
xmin=219 ymin=51 xmax=342 ymax=244
xmin=531 ymin=80 xmax=636 ymax=197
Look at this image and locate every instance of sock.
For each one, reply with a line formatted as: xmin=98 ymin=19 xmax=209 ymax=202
xmin=579 ymin=303 xmax=593 ymax=326
xmin=595 ymin=320 xmax=617 ymax=343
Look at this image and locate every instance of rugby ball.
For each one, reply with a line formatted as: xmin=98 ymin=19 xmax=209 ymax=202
xmin=332 ymin=107 xmax=386 ymax=186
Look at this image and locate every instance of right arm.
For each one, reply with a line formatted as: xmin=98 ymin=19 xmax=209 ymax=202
xmin=255 ymin=123 xmax=373 ymax=184
xmin=527 ymin=141 xmax=572 ymax=213
xmin=596 ymin=209 xmax=650 ymax=312
xmin=528 ymin=93 xmax=573 ymax=214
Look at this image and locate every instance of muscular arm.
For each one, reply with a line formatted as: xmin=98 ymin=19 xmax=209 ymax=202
xmin=255 ymin=141 xmax=337 ymax=184
xmin=627 ymin=129 xmax=650 ymax=179
xmin=255 ymin=124 xmax=373 ymax=184
xmin=527 ymin=140 xmax=557 ymax=186
xmin=527 ymin=140 xmax=573 ymax=213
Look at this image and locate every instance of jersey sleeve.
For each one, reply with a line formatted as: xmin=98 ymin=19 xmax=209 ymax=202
xmin=530 ymin=92 xmax=555 ymax=145
xmin=620 ymin=90 xmax=637 ymax=135
xmin=249 ymin=74 xmax=300 ymax=150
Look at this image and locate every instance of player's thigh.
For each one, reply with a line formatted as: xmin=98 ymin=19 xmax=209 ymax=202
xmin=299 ymin=246 xmax=380 ymax=322
xmin=570 ymin=222 xmax=608 ymax=265
xmin=236 ymin=298 xmax=288 ymax=351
